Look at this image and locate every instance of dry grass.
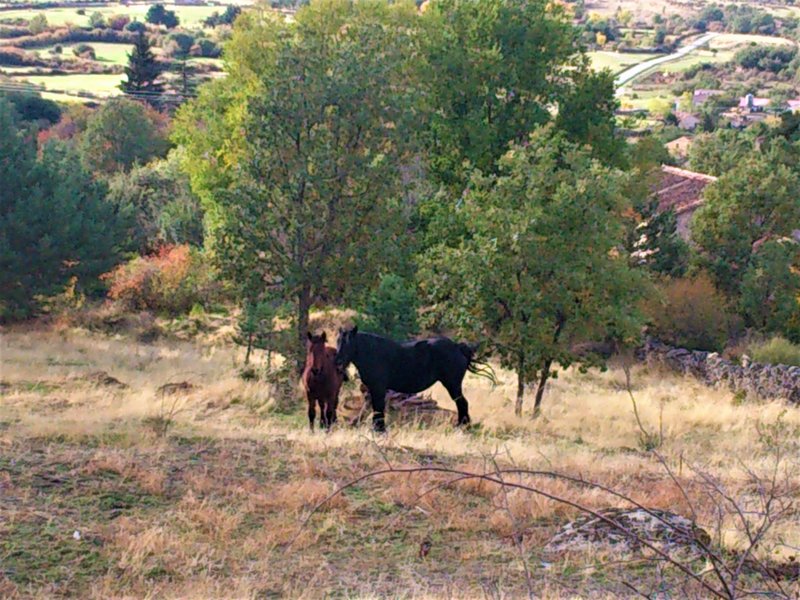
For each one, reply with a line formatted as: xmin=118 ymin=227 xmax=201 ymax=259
xmin=2 ymin=323 xmax=800 ymax=598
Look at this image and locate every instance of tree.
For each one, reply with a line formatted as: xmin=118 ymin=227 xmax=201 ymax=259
xmin=79 ymin=97 xmax=169 ymax=173
xmin=174 ymin=1 xmax=422 ymax=370
xmin=28 ymin=14 xmax=47 ymax=35
xmin=106 ymin=149 xmax=204 ymax=253
xmin=688 ymin=129 xmax=754 ymax=176
xmin=120 ymin=31 xmax=164 ymax=95
xmin=357 ymin=273 xmax=419 ymax=341
xmin=692 ymin=156 xmax=800 ymax=295
xmin=89 ymin=11 xmax=106 ymax=29
xmin=740 ymin=240 xmax=800 ymax=342
xmin=419 ymin=0 xmax=581 ymax=187
xmin=420 ymin=127 xmax=645 ymax=417
xmin=0 ymin=99 xmax=125 ymax=320
xmin=146 ymin=4 xmax=179 ymax=28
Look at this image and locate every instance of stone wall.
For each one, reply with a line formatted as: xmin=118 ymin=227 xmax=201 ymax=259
xmin=637 ymin=338 xmax=800 ymax=404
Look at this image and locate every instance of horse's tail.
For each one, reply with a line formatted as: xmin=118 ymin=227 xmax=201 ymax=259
xmin=458 ymin=342 xmax=498 ymax=386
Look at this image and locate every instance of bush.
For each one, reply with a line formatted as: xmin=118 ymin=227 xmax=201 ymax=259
xmin=108 ymin=15 xmax=130 ymax=31
xmin=73 ymin=43 xmax=95 ymax=59
xmin=103 ymin=245 xmax=220 ymax=315
xmin=645 ymin=274 xmax=736 ymax=352
xmin=749 ymin=336 xmax=800 ymax=367
xmin=125 ymin=20 xmax=147 ymax=34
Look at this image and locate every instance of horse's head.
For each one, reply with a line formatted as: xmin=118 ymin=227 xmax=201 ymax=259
xmin=305 ymin=331 xmax=328 ymax=378
xmin=335 ymin=326 xmax=358 ymax=370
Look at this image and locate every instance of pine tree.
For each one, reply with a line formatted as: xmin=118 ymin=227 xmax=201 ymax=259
xmin=120 ymin=31 xmax=164 ymax=95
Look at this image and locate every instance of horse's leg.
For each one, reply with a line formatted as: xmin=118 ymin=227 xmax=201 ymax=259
xmin=319 ymin=398 xmax=329 ymax=430
xmin=327 ymin=394 xmax=338 ymax=428
xmin=443 ymin=379 xmax=471 ymax=426
xmin=307 ymin=394 xmax=316 ymax=431
xmin=367 ymin=385 xmax=387 ymax=433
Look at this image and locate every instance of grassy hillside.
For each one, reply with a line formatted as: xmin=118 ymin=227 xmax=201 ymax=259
xmin=2 ymin=325 xmax=799 ymax=598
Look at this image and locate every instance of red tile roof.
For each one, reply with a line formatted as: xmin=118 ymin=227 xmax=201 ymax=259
xmin=654 ymin=166 xmax=717 ymax=216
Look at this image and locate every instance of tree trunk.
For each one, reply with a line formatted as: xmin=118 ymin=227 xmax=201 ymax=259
xmin=532 ymin=358 xmax=552 ymax=419
xmin=514 ymin=353 xmax=525 ymax=417
xmin=296 ymin=285 xmax=311 ymax=375
xmin=244 ymin=331 xmax=253 ymax=366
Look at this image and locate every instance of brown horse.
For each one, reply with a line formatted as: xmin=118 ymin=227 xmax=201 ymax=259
xmin=302 ymin=331 xmax=344 ymax=431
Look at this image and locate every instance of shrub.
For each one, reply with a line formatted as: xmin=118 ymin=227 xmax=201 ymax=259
xmin=125 ymin=20 xmax=147 ymax=34
xmin=108 ymin=15 xmax=130 ymax=31
xmin=73 ymin=43 xmax=95 ymax=59
xmin=645 ymin=274 xmax=735 ymax=352
xmin=103 ymin=245 xmax=220 ymax=315
xmin=749 ymin=336 xmax=800 ymax=367
xmin=88 ymin=11 xmax=106 ymax=29
xmin=28 ymin=14 xmax=48 ymax=35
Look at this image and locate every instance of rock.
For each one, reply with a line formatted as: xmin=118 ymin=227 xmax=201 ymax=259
xmin=83 ymin=371 xmax=128 ymax=389
xmin=157 ymin=381 xmax=196 ymax=396
xmin=545 ymin=507 xmax=710 ymax=557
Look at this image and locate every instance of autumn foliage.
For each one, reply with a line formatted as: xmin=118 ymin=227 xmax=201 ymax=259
xmin=103 ymin=245 xmax=219 ymax=315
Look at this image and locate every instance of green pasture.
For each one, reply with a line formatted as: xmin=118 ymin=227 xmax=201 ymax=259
xmin=35 ymin=42 xmax=133 ymax=64
xmin=22 ymin=72 xmax=123 ymax=96
xmin=588 ymin=50 xmax=661 ymax=73
xmin=0 ymin=3 xmax=222 ymax=28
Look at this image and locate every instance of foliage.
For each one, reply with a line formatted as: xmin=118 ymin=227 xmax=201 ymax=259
xmin=108 ymin=15 xmax=130 ymax=31
xmin=740 ymin=240 xmax=800 ymax=342
xmin=734 ymin=45 xmax=796 ymax=73
xmin=644 ymin=274 xmax=735 ymax=352
xmin=103 ymin=245 xmax=219 ymax=315
xmin=419 ymin=0 xmax=582 ymax=187
xmin=174 ymin=0 xmax=422 ymax=369
xmin=687 ymin=129 xmax=753 ymax=176
xmin=79 ymin=97 xmax=169 ymax=173
xmin=165 ymin=32 xmax=194 ymax=57
xmin=692 ymin=155 xmax=800 ymax=295
xmin=125 ymin=20 xmax=147 ymax=34
xmin=1 ymin=91 xmax=60 ymax=124
xmin=0 ymin=99 xmax=125 ymax=320
xmin=72 ymin=43 xmax=95 ymax=59
xmin=357 ymin=273 xmax=419 ymax=341
xmin=89 ymin=11 xmax=106 ymax=29
xmin=420 ymin=127 xmax=645 ymax=416
xmin=28 ymin=14 xmax=47 ymax=35
xmin=120 ymin=31 xmax=164 ymax=95
xmin=145 ymin=4 xmax=179 ymax=29
xmin=749 ymin=336 xmax=800 ymax=367
xmin=106 ymin=149 xmax=204 ymax=254
xmin=204 ymin=6 xmax=240 ymax=28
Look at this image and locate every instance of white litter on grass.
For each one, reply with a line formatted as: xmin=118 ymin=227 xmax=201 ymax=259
xmin=73 ymin=530 xmax=81 ymax=540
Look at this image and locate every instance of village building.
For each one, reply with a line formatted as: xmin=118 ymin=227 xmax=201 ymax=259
xmin=664 ymin=135 xmax=694 ymax=160
xmin=674 ymin=111 xmax=701 ymax=131
xmin=653 ymin=165 xmax=717 ymax=241
xmin=692 ymin=89 xmax=723 ymax=107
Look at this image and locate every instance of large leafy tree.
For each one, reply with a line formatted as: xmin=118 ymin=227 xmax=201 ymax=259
xmin=120 ymin=31 xmax=164 ymax=95
xmin=79 ymin=97 xmax=169 ymax=173
xmin=692 ymin=156 xmax=800 ymax=295
xmin=419 ymin=0 xmax=582 ymax=188
xmin=420 ymin=127 xmax=645 ymax=417
xmin=0 ymin=99 xmax=125 ymax=320
xmin=174 ymin=1 xmax=422 ymax=369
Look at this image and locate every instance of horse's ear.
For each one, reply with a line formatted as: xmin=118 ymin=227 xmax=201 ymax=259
xmin=320 ymin=331 xmax=326 ymax=343
xmin=307 ymin=331 xmax=313 ymax=341
xmin=351 ymin=325 xmax=358 ymax=335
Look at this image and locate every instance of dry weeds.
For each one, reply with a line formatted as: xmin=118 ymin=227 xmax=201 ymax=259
xmin=2 ymin=324 xmax=800 ymax=598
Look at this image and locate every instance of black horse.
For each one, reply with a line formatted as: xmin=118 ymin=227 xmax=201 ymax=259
xmin=335 ymin=326 xmax=482 ymax=432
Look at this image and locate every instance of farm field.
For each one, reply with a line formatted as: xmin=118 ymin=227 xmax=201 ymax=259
xmin=1 ymin=323 xmax=799 ymax=597
xmin=0 ymin=4 xmax=223 ymax=27
xmin=587 ymin=50 xmax=661 ymax=73
xmin=22 ymin=72 xmax=124 ymax=95
xmin=33 ymin=42 xmax=134 ymax=64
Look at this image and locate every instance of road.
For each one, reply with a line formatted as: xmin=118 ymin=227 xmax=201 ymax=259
xmin=614 ymin=32 xmax=719 ymax=95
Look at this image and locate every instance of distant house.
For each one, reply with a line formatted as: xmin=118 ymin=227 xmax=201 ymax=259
xmin=674 ymin=111 xmax=701 ymax=131
xmin=692 ymin=89 xmax=723 ymax=107
xmin=786 ymin=99 xmax=800 ymax=112
xmin=665 ymin=135 xmax=694 ymax=160
xmin=653 ymin=165 xmax=717 ymax=241
xmin=738 ymin=94 xmax=770 ymax=112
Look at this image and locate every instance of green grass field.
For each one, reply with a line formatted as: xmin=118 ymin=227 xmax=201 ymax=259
xmin=34 ymin=42 xmax=133 ymax=64
xmin=587 ymin=50 xmax=662 ymax=73
xmin=23 ymin=72 xmax=123 ymax=96
xmin=0 ymin=4 xmax=222 ymax=28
